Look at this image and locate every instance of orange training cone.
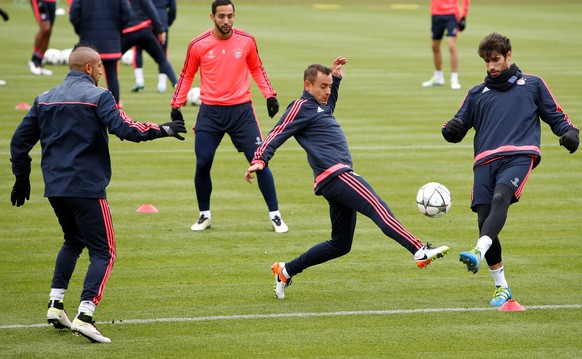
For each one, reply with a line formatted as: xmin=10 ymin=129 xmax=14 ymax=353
xmin=15 ymin=102 xmax=31 ymax=110
xmin=498 ymin=299 xmax=526 ymax=312
xmin=136 ymin=204 xmax=159 ymax=213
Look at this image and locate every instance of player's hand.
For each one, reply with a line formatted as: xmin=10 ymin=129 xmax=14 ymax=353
xmin=160 ymin=119 xmax=187 ymax=140
xmin=245 ymin=163 xmax=264 ymax=183
xmin=0 ymin=8 xmax=9 ymax=21
xmin=442 ymin=117 xmax=465 ymax=143
xmin=266 ymin=97 xmax=279 ymax=118
xmin=458 ymin=17 xmax=466 ymax=31
xmin=11 ymin=177 xmax=30 ymax=207
xmin=332 ymin=56 xmax=347 ymax=78
xmin=157 ymin=31 xmax=167 ymax=45
xmin=171 ymin=107 xmax=184 ymax=122
xmin=559 ymin=128 xmax=579 ymax=154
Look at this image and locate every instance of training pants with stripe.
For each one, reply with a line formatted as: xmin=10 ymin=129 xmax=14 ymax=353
xmin=48 ymin=197 xmax=116 ymax=306
xmin=285 ymin=171 xmax=423 ymax=277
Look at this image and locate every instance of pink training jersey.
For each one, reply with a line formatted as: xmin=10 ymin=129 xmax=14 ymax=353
xmin=430 ymin=0 xmax=470 ymax=18
xmin=171 ymin=28 xmax=276 ymax=108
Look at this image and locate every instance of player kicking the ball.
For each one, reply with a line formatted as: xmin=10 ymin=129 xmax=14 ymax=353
xmin=442 ymin=33 xmax=579 ymax=306
xmin=246 ymin=57 xmax=449 ymax=300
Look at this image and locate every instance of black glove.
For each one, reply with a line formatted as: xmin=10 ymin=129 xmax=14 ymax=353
xmin=458 ymin=17 xmax=466 ymax=31
xmin=170 ymin=107 xmax=184 ymax=123
xmin=442 ymin=117 xmax=465 ymax=143
xmin=559 ymin=128 xmax=579 ymax=154
xmin=0 ymin=8 xmax=9 ymax=21
xmin=160 ymin=119 xmax=186 ymax=140
xmin=266 ymin=97 xmax=279 ymax=118
xmin=11 ymin=177 xmax=30 ymax=207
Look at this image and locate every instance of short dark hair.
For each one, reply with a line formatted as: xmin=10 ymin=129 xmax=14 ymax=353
xmin=478 ymin=33 xmax=512 ymax=60
xmin=304 ymin=64 xmax=332 ymax=83
xmin=212 ymin=0 xmax=234 ymax=15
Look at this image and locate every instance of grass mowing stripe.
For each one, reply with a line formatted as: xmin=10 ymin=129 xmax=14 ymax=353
xmin=2 ymin=304 xmax=581 ymax=329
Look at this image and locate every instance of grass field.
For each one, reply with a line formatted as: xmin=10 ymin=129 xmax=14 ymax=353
xmin=1 ymin=0 xmax=581 ymax=357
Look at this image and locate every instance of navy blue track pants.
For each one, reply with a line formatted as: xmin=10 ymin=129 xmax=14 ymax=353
xmin=285 ymin=171 xmax=423 ymax=277
xmin=49 ymin=197 xmax=116 ymax=305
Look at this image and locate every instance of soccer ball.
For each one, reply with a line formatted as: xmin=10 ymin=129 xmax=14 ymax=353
xmin=416 ymin=182 xmax=452 ymax=218
xmin=43 ymin=48 xmax=62 ymax=65
xmin=60 ymin=48 xmax=72 ymax=65
xmin=121 ymin=49 xmax=134 ymax=66
xmin=187 ymin=87 xmax=202 ymax=106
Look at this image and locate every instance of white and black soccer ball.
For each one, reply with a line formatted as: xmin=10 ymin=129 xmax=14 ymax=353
xmin=43 ymin=48 xmax=62 ymax=65
xmin=416 ymin=182 xmax=452 ymax=218
xmin=60 ymin=48 xmax=73 ymax=65
xmin=121 ymin=49 xmax=134 ymax=66
xmin=187 ymin=87 xmax=202 ymax=106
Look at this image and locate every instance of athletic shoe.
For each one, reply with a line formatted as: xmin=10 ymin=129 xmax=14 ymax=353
xmin=421 ymin=77 xmax=444 ymax=87
xmin=451 ymin=81 xmax=462 ymax=90
xmin=131 ymin=84 xmax=145 ymax=93
xmin=271 ymin=262 xmax=291 ymax=299
xmin=414 ymin=243 xmax=449 ymax=268
xmin=459 ymin=248 xmax=481 ymax=274
xmin=71 ymin=313 xmax=111 ymax=343
xmin=0 ymin=80 xmax=6 ymax=86
xmin=490 ymin=286 xmax=512 ymax=307
xmin=28 ymin=61 xmax=52 ymax=76
xmin=46 ymin=300 xmax=71 ymax=329
xmin=191 ymin=214 xmax=211 ymax=231
xmin=271 ymin=215 xmax=288 ymax=233
xmin=157 ymin=83 xmax=166 ymax=93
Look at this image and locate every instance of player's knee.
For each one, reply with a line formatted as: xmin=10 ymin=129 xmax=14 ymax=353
xmin=491 ymin=191 xmax=510 ymax=207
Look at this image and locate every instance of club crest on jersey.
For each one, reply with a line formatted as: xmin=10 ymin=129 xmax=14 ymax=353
xmin=233 ymin=49 xmax=243 ymax=59
xmin=517 ymin=78 xmax=526 ymax=85
xmin=206 ymin=50 xmax=216 ymax=59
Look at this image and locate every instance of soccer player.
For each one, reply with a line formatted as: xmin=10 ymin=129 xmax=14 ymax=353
xmin=442 ymin=32 xmax=579 ymax=306
xmin=170 ymin=0 xmax=287 ymax=233
xmin=121 ymin=0 xmax=178 ymax=96
xmin=131 ymin=0 xmax=177 ymax=93
xmin=10 ymin=43 xmax=186 ymax=343
xmin=69 ymin=0 xmax=132 ymax=104
xmin=29 ymin=0 xmax=57 ymax=75
xmin=245 ymin=57 xmax=450 ymax=300
xmin=421 ymin=0 xmax=470 ymax=90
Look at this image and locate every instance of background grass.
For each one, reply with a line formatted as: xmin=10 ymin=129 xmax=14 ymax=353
xmin=1 ymin=0 xmax=581 ymax=357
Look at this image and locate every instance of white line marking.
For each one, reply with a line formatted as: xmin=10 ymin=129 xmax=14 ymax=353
xmin=2 ymin=304 xmax=581 ymax=330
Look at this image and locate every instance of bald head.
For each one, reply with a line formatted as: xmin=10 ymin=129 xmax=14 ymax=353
xmin=69 ymin=46 xmax=100 ymax=71
xmin=69 ymin=45 xmax=102 ymax=85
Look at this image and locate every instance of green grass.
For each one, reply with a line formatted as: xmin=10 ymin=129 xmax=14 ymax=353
xmin=1 ymin=0 xmax=582 ymax=357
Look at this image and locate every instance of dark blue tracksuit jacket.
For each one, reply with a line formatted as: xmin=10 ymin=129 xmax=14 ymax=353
xmin=10 ymin=70 xmax=167 ymax=199
xmin=253 ymin=76 xmax=353 ymax=194
xmin=452 ymin=72 xmax=577 ymax=169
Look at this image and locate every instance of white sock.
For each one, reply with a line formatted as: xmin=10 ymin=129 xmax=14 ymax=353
xmin=200 ymin=210 xmax=210 ymax=220
xmin=490 ymin=266 xmax=508 ymax=288
xmin=434 ymin=70 xmax=444 ymax=81
xmin=78 ymin=300 xmax=96 ymax=316
xmin=451 ymin=72 xmax=459 ymax=83
xmin=134 ymin=68 xmax=144 ymax=86
xmin=282 ymin=264 xmax=290 ymax=279
xmin=269 ymin=210 xmax=281 ymax=220
xmin=476 ymin=235 xmax=493 ymax=261
xmin=158 ymin=73 xmax=167 ymax=87
xmin=49 ymin=288 xmax=66 ymax=301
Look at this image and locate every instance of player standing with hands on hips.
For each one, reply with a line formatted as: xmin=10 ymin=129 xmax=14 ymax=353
xmin=10 ymin=43 xmax=186 ymax=343
xmin=170 ymin=0 xmax=287 ymax=233
xmin=441 ymin=33 xmax=579 ymax=306
xmin=246 ymin=57 xmax=449 ymax=300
